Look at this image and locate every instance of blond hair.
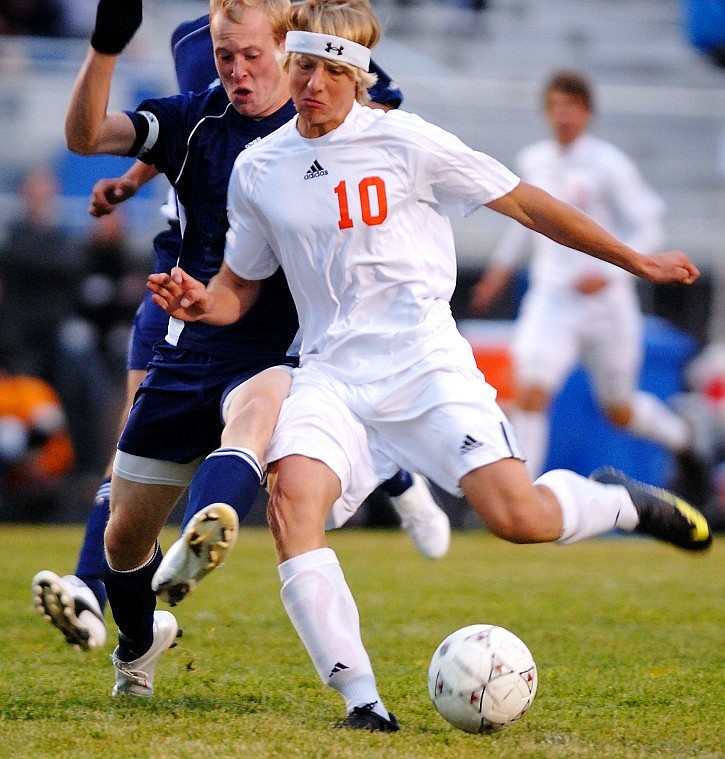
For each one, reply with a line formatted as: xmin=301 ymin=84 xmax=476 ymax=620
xmin=281 ymin=0 xmax=379 ymax=103
xmin=209 ymin=0 xmax=292 ymax=43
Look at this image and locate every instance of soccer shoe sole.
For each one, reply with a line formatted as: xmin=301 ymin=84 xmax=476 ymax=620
xmin=152 ymin=503 xmax=239 ymax=606
xmin=590 ymin=466 xmax=713 ymax=552
xmin=31 ymin=570 xmax=105 ymax=650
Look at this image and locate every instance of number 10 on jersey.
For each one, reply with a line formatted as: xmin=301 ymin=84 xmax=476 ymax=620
xmin=334 ymin=177 xmax=388 ymax=229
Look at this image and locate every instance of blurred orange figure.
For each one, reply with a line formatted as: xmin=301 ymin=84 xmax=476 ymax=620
xmin=0 ymin=372 xmax=74 ymax=491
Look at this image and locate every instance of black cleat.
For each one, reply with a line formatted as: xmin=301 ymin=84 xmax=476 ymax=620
xmin=590 ymin=466 xmax=713 ymax=552
xmin=334 ymin=702 xmax=400 ymax=732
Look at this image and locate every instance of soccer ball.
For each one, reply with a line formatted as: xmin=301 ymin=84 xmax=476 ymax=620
xmin=427 ymin=624 xmax=537 ymax=733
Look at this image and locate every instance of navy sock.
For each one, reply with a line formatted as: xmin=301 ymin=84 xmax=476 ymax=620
xmin=380 ymin=469 xmax=413 ymax=498
xmin=74 ymin=478 xmax=110 ymax=611
xmin=181 ymin=447 xmax=263 ymax=531
xmin=105 ymin=544 xmax=162 ymax=661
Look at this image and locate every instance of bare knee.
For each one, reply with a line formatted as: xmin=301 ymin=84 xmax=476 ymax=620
xmin=266 ymin=457 xmax=335 ymax=562
xmin=104 ymin=515 xmax=157 ymax=569
xmin=223 ymin=368 xmax=291 ymax=456
xmin=267 ymin=491 xmax=326 ymax=562
xmin=482 ymin=503 xmax=546 ymax=543
xmin=105 ymin=479 xmax=182 ymax=569
xmin=222 ymin=394 xmax=281 ymax=457
xmin=266 ymin=471 xmax=294 ymax=550
xmin=461 ymin=459 xmax=561 ymax=543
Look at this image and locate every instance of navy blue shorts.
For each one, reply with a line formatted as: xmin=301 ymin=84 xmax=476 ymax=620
xmin=118 ymin=342 xmax=297 ymax=463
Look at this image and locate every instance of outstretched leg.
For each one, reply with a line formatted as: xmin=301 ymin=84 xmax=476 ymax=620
xmin=460 ymin=457 xmax=712 ymax=551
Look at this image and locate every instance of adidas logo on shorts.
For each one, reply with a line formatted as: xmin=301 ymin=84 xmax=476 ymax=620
xmin=459 ymin=434 xmax=483 ymax=455
xmin=304 ymin=160 xmax=328 ymax=180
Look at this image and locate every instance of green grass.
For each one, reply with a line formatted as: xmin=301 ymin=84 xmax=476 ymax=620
xmin=1 ymin=525 xmax=723 ymax=758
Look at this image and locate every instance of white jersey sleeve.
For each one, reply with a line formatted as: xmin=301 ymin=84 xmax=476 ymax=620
xmin=224 ymin=150 xmax=280 ymax=281
xmin=387 ymin=110 xmax=520 ymax=217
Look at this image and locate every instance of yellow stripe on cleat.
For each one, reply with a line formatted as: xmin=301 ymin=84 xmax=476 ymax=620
xmin=674 ymin=497 xmax=711 ymax=543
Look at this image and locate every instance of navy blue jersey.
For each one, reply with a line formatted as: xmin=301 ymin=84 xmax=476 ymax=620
xmin=126 ymin=87 xmax=299 ymax=360
xmin=152 ymin=221 xmax=182 ymax=275
xmin=126 ymin=226 xmax=180 ymax=370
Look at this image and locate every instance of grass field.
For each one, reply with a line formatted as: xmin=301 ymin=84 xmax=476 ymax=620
xmin=1 ymin=524 xmax=723 ymax=758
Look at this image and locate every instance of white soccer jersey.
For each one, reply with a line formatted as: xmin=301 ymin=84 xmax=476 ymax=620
xmin=490 ymin=132 xmax=665 ymax=292
xmin=225 ymin=102 xmax=519 ymax=383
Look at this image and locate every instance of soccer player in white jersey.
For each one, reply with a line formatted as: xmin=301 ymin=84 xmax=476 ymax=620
xmin=149 ymin=0 xmax=712 ymax=731
xmin=469 ymin=70 xmax=708 ymax=482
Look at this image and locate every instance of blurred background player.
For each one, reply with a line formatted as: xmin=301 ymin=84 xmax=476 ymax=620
xmin=468 ymin=69 xmax=710 ymax=487
xmin=33 ymin=5 xmax=447 ymax=654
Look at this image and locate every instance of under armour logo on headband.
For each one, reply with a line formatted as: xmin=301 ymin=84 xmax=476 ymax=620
xmin=285 ymin=30 xmax=371 ymax=70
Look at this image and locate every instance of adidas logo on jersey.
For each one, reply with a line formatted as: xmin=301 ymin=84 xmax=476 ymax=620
xmin=304 ymin=160 xmax=328 ymax=180
xmin=459 ymin=434 xmax=483 ymax=455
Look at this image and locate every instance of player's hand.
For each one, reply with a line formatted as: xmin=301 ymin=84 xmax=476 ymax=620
xmin=147 ymin=267 xmax=209 ymax=321
xmin=88 ymin=176 xmax=138 ymax=216
xmin=90 ymin=0 xmax=142 ymax=55
xmin=639 ymin=251 xmax=700 ymax=286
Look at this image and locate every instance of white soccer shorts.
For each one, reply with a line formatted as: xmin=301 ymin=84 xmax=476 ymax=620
xmin=265 ymin=360 xmax=524 ymax=528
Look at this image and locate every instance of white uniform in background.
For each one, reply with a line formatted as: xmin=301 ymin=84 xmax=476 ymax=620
xmin=490 ymin=132 xmax=691 ymax=476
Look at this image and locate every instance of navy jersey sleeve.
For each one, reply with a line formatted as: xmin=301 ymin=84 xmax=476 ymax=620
xmin=124 ymin=93 xmax=194 ymax=180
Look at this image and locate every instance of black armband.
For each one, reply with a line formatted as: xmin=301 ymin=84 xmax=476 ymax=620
xmin=126 ymin=110 xmax=159 ymax=159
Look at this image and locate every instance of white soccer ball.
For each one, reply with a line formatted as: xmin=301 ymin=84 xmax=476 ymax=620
xmin=427 ymin=623 xmax=537 ymax=733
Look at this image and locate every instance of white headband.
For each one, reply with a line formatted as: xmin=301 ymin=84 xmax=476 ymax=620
xmin=285 ymin=30 xmax=370 ymax=71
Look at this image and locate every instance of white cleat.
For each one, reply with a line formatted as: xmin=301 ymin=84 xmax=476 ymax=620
xmin=32 ymin=570 xmax=106 ymax=650
xmin=152 ymin=503 xmax=239 ymax=606
xmin=389 ymin=473 xmax=451 ymax=559
xmin=111 ymin=610 xmax=179 ymax=698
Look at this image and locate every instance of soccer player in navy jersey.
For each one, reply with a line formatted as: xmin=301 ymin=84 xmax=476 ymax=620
xmin=32 ymin=8 xmax=445 ymax=653
xmin=31 ymin=13 xmax=220 ymax=654
xmin=48 ymin=0 xmax=447 ymax=696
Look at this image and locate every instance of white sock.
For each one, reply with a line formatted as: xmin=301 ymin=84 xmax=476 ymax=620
xmin=509 ymin=408 xmax=549 ymax=478
xmin=279 ymin=547 xmax=389 ymax=719
xmin=627 ymin=391 xmax=690 ymax=452
xmin=535 ymin=469 xmax=638 ymax=544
